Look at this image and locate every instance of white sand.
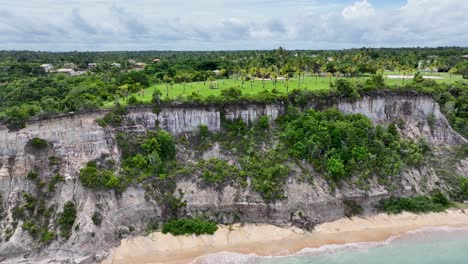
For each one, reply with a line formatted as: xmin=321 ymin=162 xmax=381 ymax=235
xmin=103 ymin=209 xmax=468 ymax=264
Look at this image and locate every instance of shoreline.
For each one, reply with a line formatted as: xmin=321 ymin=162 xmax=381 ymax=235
xmin=103 ymin=209 xmax=468 ymax=264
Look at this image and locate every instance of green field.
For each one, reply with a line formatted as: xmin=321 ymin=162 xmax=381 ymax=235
xmin=104 ymin=72 xmax=464 ymax=107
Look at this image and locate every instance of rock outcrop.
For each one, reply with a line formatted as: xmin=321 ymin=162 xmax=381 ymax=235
xmin=0 ymin=94 xmax=466 ymax=263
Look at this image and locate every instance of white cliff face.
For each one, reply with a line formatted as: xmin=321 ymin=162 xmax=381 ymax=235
xmin=126 ymin=107 xmax=220 ymax=134
xmin=125 ymin=104 xmax=283 ymax=134
xmin=0 ymin=112 xmax=119 ymax=181
xmin=223 ymin=104 xmax=284 ymax=124
xmin=0 ymin=94 xmax=466 ymax=263
xmin=335 ymin=95 xmax=467 ymax=145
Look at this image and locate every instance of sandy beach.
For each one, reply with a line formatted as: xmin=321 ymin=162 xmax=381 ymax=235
xmin=103 ymin=209 xmax=468 ymax=264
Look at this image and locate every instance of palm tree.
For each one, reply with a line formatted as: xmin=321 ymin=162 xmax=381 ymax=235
xmin=249 ymin=67 xmax=257 ymax=91
xmin=271 ymin=72 xmax=278 ymax=90
xmin=296 ymin=67 xmax=302 ymax=89
xmin=163 ymin=75 xmax=171 ymax=97
xmin=449 ymin=67 xmax=457 ymax=82
xmin=240 ymin=69 xmax=247 ymax=88
xmin=260 ymin=67 xmax=268 ymax=89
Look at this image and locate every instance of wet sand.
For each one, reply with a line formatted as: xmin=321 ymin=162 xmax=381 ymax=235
xmin=103 ymin=209 xmax=468 ymax=264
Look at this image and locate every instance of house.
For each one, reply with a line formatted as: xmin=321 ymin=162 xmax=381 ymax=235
xmin=111 ymin=63 xmax=121 ymax=68
xmin=63 ymin=63 xmax=77 ymax=70
xmin=56 ymin=68 xmax=75 ymax=75
xmin=40 ymin=64 xmax=54 ymax=73
xmin=72 ymin=71 xmax=87 ymax=76
xmin=134 ymin=62 xmax=146 ymax=70
xmin=418 ymin=60 xmax=438 ymax=72
xmin=212 ymin=70 xmax=221 ymax=75
xmin=462 ymin=55 xmax=468 ymax=60
xmin=88 ymin=63 xmax=97 ymax=70
xmin=152 ymin=58 xmax=161 ymax=63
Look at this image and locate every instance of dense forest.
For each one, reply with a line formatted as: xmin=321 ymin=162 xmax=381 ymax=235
xmin=0 ymin=47 xmax=467 ymax=136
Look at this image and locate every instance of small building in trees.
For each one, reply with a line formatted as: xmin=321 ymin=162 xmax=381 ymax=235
xmin=111 ymin=63 xmax=121 ymax=68
xmin=88 ymin=63 xmax=97 ymax=70
xmin=134 ymin=62 xmax=147 ymax=70
xmin=152 ymin=58 xmax=161 ymax=63
xmin=40 ymin=64 xmax=54 ymax=73
xmin=56 ymin=68 xmax=75 ymax=75
xmin=63 ymin=62 xmax=77 ymax=70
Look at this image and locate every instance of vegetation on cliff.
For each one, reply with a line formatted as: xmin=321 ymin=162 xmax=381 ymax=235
xmin=379 ymin=192 xmax=452 ymax=214
xmin=162 ymin=218 xmax=218 ymax=236
xmin=280 ymin=108 xmax=429 ymax=183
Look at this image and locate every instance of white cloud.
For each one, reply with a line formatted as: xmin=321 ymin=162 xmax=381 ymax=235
xmin=0 ymin=0 xmax=467 ymax=51
xmin=341 ymin=0 xmax=376 ymax=20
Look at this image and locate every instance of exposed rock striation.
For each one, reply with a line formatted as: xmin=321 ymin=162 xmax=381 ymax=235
xmin=0 ymin=94 xmax=466 ymax=263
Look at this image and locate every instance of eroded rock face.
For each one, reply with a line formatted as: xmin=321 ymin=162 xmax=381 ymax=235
xmin=0 ymin=94 xmax=466 ymax=263
xmin=336 ymin=95 xmax=467 ymax=145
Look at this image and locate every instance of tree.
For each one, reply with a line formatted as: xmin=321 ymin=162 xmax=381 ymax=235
xmin=412 ymin=71 xmax=424 ymax=84
xmin=455 ymin=61 xmax=468 ymax=79
xmin=163 ymin=75 xmax=171 ymax=96
xmin=152 ymin=89 xmax=162 ymax=105
xmin=448 ymin=67 xmax=457 ymax=82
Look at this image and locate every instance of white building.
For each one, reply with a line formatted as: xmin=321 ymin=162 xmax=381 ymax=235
xmin=111 ymin=62 xmax=121 ymax=68
xmin=56 ymin=68 xmax=75 ymax=75
xmin=134 ymin=62 xmax=146 ymax=70
xmin=40 ymin=64 xmax=54 ymax=73
xmin=88 ymin=63 xmax=97 ymax=70
xmin=63 ymin=63 xmax=77 ymax=70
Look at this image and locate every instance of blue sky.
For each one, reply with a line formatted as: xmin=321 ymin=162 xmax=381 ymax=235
xmin=0 ymin=0 xmax=466 ymax=51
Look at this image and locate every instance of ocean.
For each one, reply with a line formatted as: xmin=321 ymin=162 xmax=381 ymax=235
xmin=195 ymin=227 xmax=468 ymax=264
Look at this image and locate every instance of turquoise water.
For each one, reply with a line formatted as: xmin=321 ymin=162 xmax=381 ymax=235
xmin=197 ymin=227 xmax=468 ymax=264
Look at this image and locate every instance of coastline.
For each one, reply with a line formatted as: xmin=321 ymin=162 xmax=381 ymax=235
xmin=103 ymin=209 xmax=468 ymax=264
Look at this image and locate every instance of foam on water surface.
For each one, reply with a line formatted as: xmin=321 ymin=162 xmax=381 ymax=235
xmin=192 ymin=227 xmax=468 ymax=264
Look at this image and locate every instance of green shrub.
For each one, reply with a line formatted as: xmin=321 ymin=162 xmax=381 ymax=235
xmin=257 ymin=116 xmax=269 ymax=129
xmin=29 ymin=137 xmax=49 ymax=149
xmin=378 ymin=193 xmax=452 ymax=214
xmin=91 ymin=211 xmax=102 ymax=226
xmin=47 ymin=174 xmax=65 ymax=193
xmin=96 ymin=105 xmax=128 ymax=127
xmin=40 ymin=230 xmax=56 ymax=243
xmin=27 ymin=171 xmax=39 ymax=181
xmin=128 ymin=95 xmax=140 ymax=105
xmin=241 ymin=150 xmax=289 ymax=201
xmin=343 ymin=200 xmax=364 ymax=217
xmin=48 ymin=156 xmax=61 ymax=166
xmin=79 ymin=161 xmax=121 ymax=190
xmin=58 ymin=201 xmax=76 ymax=239
xmin=280 ymin=108 xmax=428 ymax=183
xmin=22 ymin=220 xmax=39 ymax=237
xmin=119 ymin=131 xmax=177 ymax=185
xmin=198 ymin=125 xmax=209 ymax=140
xmin=162 ymin=218 xmax=218 ymax=236
xmin=199 ymin=158 xmax=240 ymax=185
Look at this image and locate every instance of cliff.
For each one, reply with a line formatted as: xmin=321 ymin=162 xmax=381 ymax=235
xmin=0 ymin=94 xmax=466 ymax=263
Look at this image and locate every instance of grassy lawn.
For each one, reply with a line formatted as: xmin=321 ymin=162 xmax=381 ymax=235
xmin=104 ymin=76 xmax=336 ymax=107
xmin=104 ymin=73 xmax=465 ymax=107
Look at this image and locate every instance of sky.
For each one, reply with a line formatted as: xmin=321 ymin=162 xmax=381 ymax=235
xmin=0 ymin=0 xmax=466 ymax=51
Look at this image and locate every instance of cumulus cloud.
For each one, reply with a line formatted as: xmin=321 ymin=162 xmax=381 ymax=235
xmin=0 ymin=0 xmax=467 ymax=50
xmin=71 ymin=8 xmax=97 ymax=34
xmin=341 ymin=0 xmax=376 ymax=20
xmin=110 ymin=6 xmax=148 ymax=36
